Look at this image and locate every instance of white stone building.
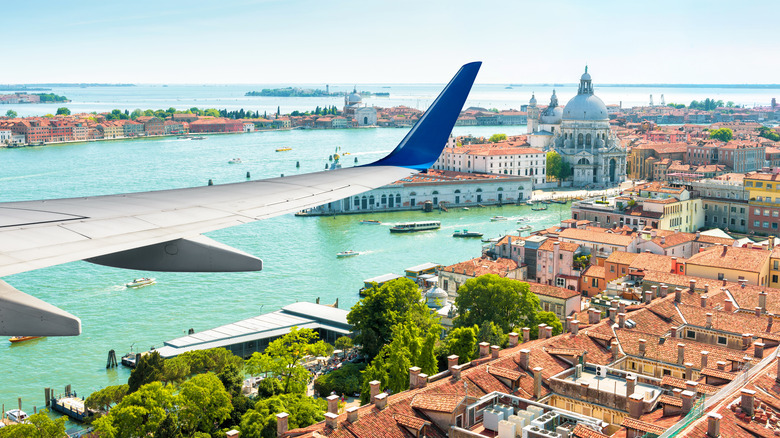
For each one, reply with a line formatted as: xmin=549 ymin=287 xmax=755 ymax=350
xmin=355 ymin=107 xmax=377 ymax=126
xmin=433 ymin=143 xmax=547 ymax=187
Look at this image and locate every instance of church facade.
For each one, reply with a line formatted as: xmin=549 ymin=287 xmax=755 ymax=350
xmin=527 ymin=68 xmax=627 ymax=187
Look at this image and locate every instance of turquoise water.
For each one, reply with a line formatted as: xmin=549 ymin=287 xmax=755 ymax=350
xmin=0 ymin=125 xmax=572 ymax=411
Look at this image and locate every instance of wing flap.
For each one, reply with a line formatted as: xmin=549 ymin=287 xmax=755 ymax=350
xmin=0 ymin=280 xmax=81 ymax=336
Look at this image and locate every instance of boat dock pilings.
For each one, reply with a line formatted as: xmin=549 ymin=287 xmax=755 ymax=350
xmin=106 ymin=349 xmax=118 ymax=368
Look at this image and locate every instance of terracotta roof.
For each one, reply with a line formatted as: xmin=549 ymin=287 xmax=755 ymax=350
xmin=538 ymin=239 xmax=581 ymax=253
xmin=605 ymin=251 xmax=640 ymax=265
xmin=487 ymin=366 xmax=522 ymax=381
xmin=685 ymin=245 xmax=769 ymax=273
xmin=559 ymin=228 xmax=637 ymax=247
xmin=621 ymin=418 xmax=666 ymax=434
xmin=582 ymin=265 xmax=605 ymax=279
xmin=658 ymin=394 xmax=683 ymax=407
xmin=700 ymin=367 xmax=737 ymax=381
xmin=527 ymin=282 xmax=580 ymax=300
xmin=571 ymin=424 xmax=610 ymax=438
xmin=629 ymin=253 xmax=682 ymax=273
xmin=393 ymin=414 xmax=428 ymax=431
xmin=660 ymin=376 xmax=720 ymax=395
xmin=441 ymin=257 xmax=519 ymax=277
xmin=409 ymin=394 xmax=464 ymax=413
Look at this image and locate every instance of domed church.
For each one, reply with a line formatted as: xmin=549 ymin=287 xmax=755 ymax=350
xmin=527 ymin=67 xmax=626 ymax=187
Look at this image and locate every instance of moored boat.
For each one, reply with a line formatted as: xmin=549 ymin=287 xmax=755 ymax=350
xmin=389 ymin=221 xmax=441 ymax=233
xmin=531 ymin=203 xmax=548 ymax=211
xmin=336 ymin=250 xmax=359 ymax=258
xmin=9 ymin=336 xmax=42 ymax=343
xmin=5 ymin=409 xmax=28 ymax=423
xmin=125 ymin=277 xmax=156 ymax=288
xmin=453 ymin=230 xmax=483 ymax=238
xmin=525 ymin=200 xmax=534 ymax=205
xmin=359 ymin=219 xmax=381 ymax=225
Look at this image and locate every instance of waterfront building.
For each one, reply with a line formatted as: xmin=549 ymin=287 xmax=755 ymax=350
xmin=164 ymin=120 xmax=188 ymax=135
xmin=189 ymin=117 xmax=243 ymax=133
xmin=432 ymin=139 xmax=546 ymax=186
xmin=135 ymin=116 xmax=165 ymax=136
xmin=342 ymin=87 xmax=362 ymax=117
xmin=301 ymin=170 xmax=532 ymax=215
xmin=496 ymin=110 xmax=527 ymax=125
xmin=155 ymin=302 xmax=350 ymax=359
xmin=355 ymin=106 xmax=377 ymax=126
xmin=122 ymin=120 xmax=145 ymax=137
xmin=97 ymin=121 xmax=124 ymax=139
xmin=0 ymin=129 xmax=11 ymax=145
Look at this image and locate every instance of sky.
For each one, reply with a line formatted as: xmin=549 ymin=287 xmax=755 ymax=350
xmin=2 ymin=0 xmax=779 ymax=85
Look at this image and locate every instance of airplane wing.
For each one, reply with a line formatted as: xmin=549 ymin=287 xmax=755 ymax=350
xmin=0 ymin=61 xmax=481 ymax=336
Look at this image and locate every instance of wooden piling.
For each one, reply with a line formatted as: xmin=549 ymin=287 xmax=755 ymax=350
xmin=107 ymin=349 xmax=118 ymax=368
xmin=18 ymin=397 xmax=22 ymax=411
xmin=45 ymin=388 xmax=51 ymax=407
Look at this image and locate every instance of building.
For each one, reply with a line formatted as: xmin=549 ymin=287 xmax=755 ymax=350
xmin=343 ymin=88 xmax=362 ymax=116
xmin=189 ymin=118 xmax=243 ymax=133
xmin=433 ymin=141 xmax=546 ymax=186
xmin=123 ymin=120 xmax=144 ymax=137
xmin=744 ymin=171 xmax=780 ymax=235
xmin=301 ymin=170 xmax=532 ymax=215
xmin=135 ymin=116 xmax=164 ymax=136
xmin=437 ymin=257 xmax=524 ymax=298
xmin=685 ymin=245 xmax=770 ymax=286
xmin=0 ymin=128 xmax=12 ymax=145
xmin=355 ymin=106 xmax=377 ymax=126
xmin=535 ymin=239 xmax=583 ymax=290
xmin=690 ymin=177 xmax=749 ymax=233
xmin=526 ymin=282 xmax=581 ymax=322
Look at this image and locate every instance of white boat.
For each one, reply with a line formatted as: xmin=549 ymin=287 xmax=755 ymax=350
xmin=453 ymin=230 xmax=483 ymax=238
xmin=518 ymin=225 xmax=532 ymax=232
xmin=462 ymin=207 xmax=469 ymax=211
xmin=490 ymin=216 xmax=508 ymax=222
xmin=336 ymin=250 xmax=359 ymax=258
xmin=526 ymin=200 xmax=534 ymax=205
xmin=517 ymin=217 xmax=529 ymax=223
xmin=228 ymin=158 xmax=242 ymax=164
xmin=126 ymin=277 xmax=156 ymax=288
xmin=5 ymin=409 xmax=28 ymax=423
xmin=389 ymin=221 xmax=441 ymax=233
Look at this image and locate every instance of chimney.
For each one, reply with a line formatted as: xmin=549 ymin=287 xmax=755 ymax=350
xmin=685 ymin=362 xmax=693 ymax=380
xmin=610 ymin=339 xmax=620 ymax=362
xmin=755 ymin=342 xmax=765 ymax=359
xmin=409 ymin=367 xmax=421 ymax=390
xmin=375 ymin=393 xmax=388 ymax=410
xmin=681 ymin=390 xmax=695 ymax=414
xmin=369 ymin=380 xmax=381 ymax=403
xmin=626 ymin=373 xmax=637 ymax=397
xmin=628 ymin=393 xmax=644 ymax=418
xmin=479 ymin=342 xmax=490 ymax=357
xmin=741 ymin=389 xmax=755 ymax=416
xmin=571 ymin=320 xmax=580 ymax=336
xmin=544 ymin=326 xmax=553 ymax=339
xmin=580 ymin=381 xmax=590 ymax=397
xmin=651 ymin=285 xmax=658 ymax=299
xmin=522 ymin=327 xmax=530 ymax=343
xmin=675 ymin=288 xmax=682 ymax=302
xmin=491 ymin=345 xmax=500 ymax=359
xmin=589 ymin=308 xmax=601 ymax=324
xmin=661 ymin=236 xmax=666 ymax=245
xmin=276 ymin=413 xmax=289 ymax=438
xmin=538 ymin=324 xmax=546 ymax=339
xmin=508 ymin=332 xmax=519 ymax=347
xmin=677 ymin=343 xmax=685 ymax=364
xmin=609 ymin=308 xmax=617 ymax=323
xmin=686 ymin=380 xmax=698 ymax=394
xmin=716 ymin=361 xmax=727 ymax=371
xmin=452 ymin=364 xmax=463 ymax=380
xmin=533 ymin=367 xmax=543 ymax=398
xmin=448 ymin=355 xmax=459 ymax=372
xmin=724 ymin=299 xmax=734 ymax=312
xmin=644 ymin=290 xmax=652 ymax=304
xmin=755 ymin=306 xmax=762 ymax=317
xmin=660 ymin=284 xmax=669 ymax=297
xmin=325 ymin=412 xmax=339 ymax=429
xmin=768 ymin=314 xmax=774 ymax=331
xmin=671 ymin=326 xmax=678 ymax=339
xmin=619 ymin=302 xmax=626 ymax=315
xmin=347 ymin=406 xmax=359 ymax=423
xmin=689 ymin=279 xmax=696 ymax=291
xmin=418 ymin=374 xmax=428 ymax=388
xmin=706 ymin=313 xmax=713 ymax=328
xmin=701 ymin=351 xmax=709 ymax=369
xmin=327 ymin=394 xmax=339 ymax=414
xmin=582 ymin=350 xmax=588 ymax=364
xmin=707 ymin=412 xmax=721 ymax=438
xmin=565 ymin=316 xmax=573 ymax=333
xmin=742 ymin=333 xmax=753 ymax=349
xmin=618 ymin=313 xmax=626 ymax=328
xmin=759 ymin=292 xmax=767 ymax=311
xmin=519 ymin=349 xmax=531 ymax=370
xmin=701 ymin=295 xmax=708 ymax=308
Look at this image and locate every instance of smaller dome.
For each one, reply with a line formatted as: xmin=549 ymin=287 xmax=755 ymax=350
xmin=347 ymin=88 xmax=362 ymax=104
xmin=540 ymin=106 xmax=563 ymax=125
xmin=581 ymin=66 xmax=591 ymax=81
xmin=529 ymin=93 xmax=537 ymax=106
xmin=426 ymin=286 xmax=448 ymax=308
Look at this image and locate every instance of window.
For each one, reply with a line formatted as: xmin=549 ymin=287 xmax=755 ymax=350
xmin=443 ymin=280 xmax=449 ymax=290
xmin=756 ymin=209 xmax=761 ymax=215
xmin=610 ymin=265 xmax=615 ymax=273
xmin=686 ymin=330 xmax=696 ymax=339
xmin=774 ymin=211 xmax=779 ymax=218
xmin=718 ymin=273 xmax=724 ymax=280
xmin=717 ymin=336 xmax=727 ymax=345
xmin=774 ymin=275 xmax=778 ymax=283
xmin=766 ymin=210 xmax=771 ymax=217
xmin=758 ymin=182 xmax=764 ymax=188
xmin=556 ymin=278 xmax=565 ymax=287
xmin=755 ymin=220 xmax=761 ymax=227
xmin=592 ymin=278 xmax=598 ymax=287
xmin=765 ymin=221 xmax=771 ymax=228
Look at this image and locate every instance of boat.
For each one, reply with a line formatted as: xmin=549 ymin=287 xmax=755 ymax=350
xmin=177 ymin=135 xmax=192 ymax=139
xmin=359 ymin=219 xmax=381 ymax=225
xmin=228 ymin=158 xmax=242 ymax=164
xmin=389 ymin=221 xmax=441 ymax=233
xmin=490 ymin=216 xmax=508 ymax=222
xmin=526 ymin=200 xmax=534 ymax=205
xmin=531 ymin=203 xmax=548 ymax=211
xmin=551 ymin=199 xmax=567 ymax=204
xmin=9 ymin=336 xmax=42 ymax=343
xmin=542 ymin=200 xmax=551 ymax=204
xmin=191 ymin=136 xmax=206 ymax=140
xmin=517 ymin=225 xmax=532 ymax=232
xmin=516 ymin=217 xmax=529 ymax=223
xmin=481 ymin=236 xmax=502 ymax=243
xmin=453 ymin=230 xmax=483 ymax=238
xmin=276 ymin=147 xmax=292 ymax=152
xmin=336 ymin=250 xmax=359 ymax=258
xmin=125 ymin=277 xmax=156 ymax=288
xmin=50 ymin=390 xmax=96 ymax=422
xmin=121 ymin=352 xmax=139 ymax=368
xmin=462 ymin=207 xmax=469 ymax=211
xmin=5 ymin=409 xmax=28 ymax=423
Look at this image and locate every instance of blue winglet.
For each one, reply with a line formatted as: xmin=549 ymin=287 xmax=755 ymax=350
xmin=366 ymin=62 xmax=481 ymax=170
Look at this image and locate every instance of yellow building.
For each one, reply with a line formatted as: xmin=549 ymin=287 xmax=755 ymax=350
xmin=685 ymin=245 xmax=770 ymax=286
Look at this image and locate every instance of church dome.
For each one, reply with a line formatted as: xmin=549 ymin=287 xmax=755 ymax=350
xmin=529 ymin=93 xmax=537 ymax=106
xmin=562 ymin=94 xmax=609 ymax=121
xmin=540 ymin=106 xmax=563 ymax=124
xmin=347 ymin=88 xmax=362 ymax=104
xmin=426 ymin=286 xmax=448 ymax=308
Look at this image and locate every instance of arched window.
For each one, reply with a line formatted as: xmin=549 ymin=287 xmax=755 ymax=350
xmin=577 ymin=158 xmax=590 ymax=165
xmin=454 ymin=189 xmax=461 ymax=194
xmin=396 ymin=194 xmax=401 ymax=205
xmin=577 ymin=133 xmax=584 ymax=146
xmin=354 ymin=197 xmax=360 ymax=206
xmin=381 ymin=194 xmax=387 ymax=204
xmin=497 ymin=187 xmax=504 ymax=191
xmin=369 ymin=195 xmax=375 ymax=205
xmin=586 ymin=133 xmax=592 ymax=146
xmin=409 ymin=191 xmax=417 ymax=196
xmin=432 ymin=190 xmax=439 ymax=195
xmin=518 ymin=185 xmax=524 ymax=190
xmin=476 ymin=188 xmax=482 ymax=192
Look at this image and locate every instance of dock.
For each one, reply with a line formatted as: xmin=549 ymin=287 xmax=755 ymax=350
xmin=155 ymin=302 xmax=351 ymax=359
xmin=50 ymin=391 xmax=95 ymax=422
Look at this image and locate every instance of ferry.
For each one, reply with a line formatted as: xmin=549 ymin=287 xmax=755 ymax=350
xmin=276 ymin=147 xmax=292 ymax=152
xmin=490 ymin=216 xmax=508 ymax=222
xmin=126 ymin=277 xmax=156 ymax=288
xmin=389 ymin=221 xmax=441 ymax=233
xmin=228 ymin=158 xmax=242 ymax=164
xmin=336 ymin=250 xmax=359 ymax=258
xmin=9 ymin=336 xmax=42 ymax=343
xmin=453 ymin=230 xmax=483 ymax=238
xmin=359 ymin=219 xmax=381 ymax=225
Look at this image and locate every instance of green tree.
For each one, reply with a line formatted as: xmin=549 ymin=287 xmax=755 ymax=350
xmin=334 ymin=336 xmax=353 ymax=351
xmin=153 ymin=414 xmax=181 ymax=438
xmin=445 ymin=326 xmax=477 ymax=363
xmin=758 ymin=126 xmax=780 ymax=142
xmin=241 ymin=394 xmax=326 ymax=438
xmin=85 ymin=384 xmax=129 ymax=412
xmin=534 ymin=311 xmax=563 ymax=337
xmin=347 ymin=278 xmax=434 ymax=359
xmin=546 ymin=151 xmax=563 ymax=181
xmin=217 ymin=361 xmax=244 ymax=397
xmin=359 ymin=354 xmax=388 ymax=404
xmin=94 ymin=381 xmax=177 ymax=438
xmin=161 ymin=356 xmax=191 ymax=385
xmin=417 ymin=331 xmax=438 ymax=375
xmin=178 ymin=347 xmax=243 ymax=375
xmin=249 ymin=327 xmax=329 ymax=394
xmin=204 ymin=108 xmax=220 ymax=117
xmin=177 ymin=373 xmax=232 ymax=435
xmin=0 ymin=410 xmax=66 ymax=438
xmin=5 ymin=109 xmax=17 ymax=118
xmin=709 ymin=127 xmax=733 ymax=142
xmin=313 ymin=362 xmax=366 ymax=396
xmin=453 ymin=275 xmax=540 ymax=333
xmin=489 ymin=133 xmax=507 ymax=143
xmin=128 ymin=351 xmax=165 ymax=393
xmin=130 ymin=108 xmax=143 ymax=119
xmin=477 ymin=320 xmax=507 ymax=347
xmin=55 ymin=107 xmax=70 ymax=116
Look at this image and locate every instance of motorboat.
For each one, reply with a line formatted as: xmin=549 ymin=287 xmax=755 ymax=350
xmin=126 ymin=277 xmax=156 ymax=288
xmin=336 ymin=250 xmax=359 ymax=258
xmin=462 ymin=207 xmax=469 ymax=211
xmin=5 ymin=409 xmax=28 ymax=423
xmin=191 ymin=136 xmax=206 ymax=140
xmin=481 ymin=236 xmax=502 ymax=243
xmin=551 ymin=199 xmax=567 ymax=204
xmin=389 ymin=221 xmax=441 ymax=233
xmin=228 ymin=158 xmax=242 ymax=164
xmin=490 ymin=216 xmax=508 ymax=222
xmin=9 ymin=336 xmax=42 ymax=343
xmin=517 ymin=217 xmax=529 ymax=223
xmin=526 ymin=200 xmax=534 ymax=205
xmin=517 ymin=225 xmax=532 ymax=232
xmin=453 ymin=230 xmax=483 ymax=238
xmin=276 ymin=147 xmax=292 ymax=152
xmin=359 ymin=219 xmax=381 ymax=225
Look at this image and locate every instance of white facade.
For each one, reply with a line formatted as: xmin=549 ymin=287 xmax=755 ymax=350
xmin=243 ymin=123 xmax=255 ymax=132
xmin=0 ymin=129 xmax=11 ymax=145
xmin=433 ymin=147 xmax=547 ymax=187
xmin=355 ymin=107 xmax=377 ymax=126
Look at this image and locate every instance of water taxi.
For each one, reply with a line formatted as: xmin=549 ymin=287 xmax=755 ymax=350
xmin=517 ymin=225 xmax=532 ymax=232
xmin=490 ymin=216 xmax=508 ymax=222
xmin=453 ymin=230 xmax=483 ymax=238
xmin=228 ymin=158 xmax=242 ymax=164
xmin=359 ymin=219 xmax=381 ymax=225
xmin=5 ymin=409 xmax=28 ymax=423
xmin=276 ymin=147 xmax=292 ymax=152
xmin=336 ymin=250 xmax=359 ymax=258
xmin=191 ymin=136 xmax=206 ymax=140
xmin=525 ymin=200 xmax=534 ymax=205
xmin=389 ymin=221 xmax=441 ymax=233
xmin=126 ymin=277 xmax=156 ymax=288
xmin=9 ymin=336 xmax=42 ymax=343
